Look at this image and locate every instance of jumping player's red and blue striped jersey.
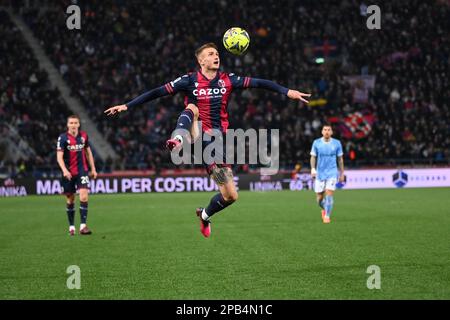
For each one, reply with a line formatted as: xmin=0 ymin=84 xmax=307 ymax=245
xmin=126 ymin=71 xmax=289 ymax=133
xmin=165 ymin=71 xmax=252 ymax=132
xmin=56 ymin=131 xmax=90 ymax=176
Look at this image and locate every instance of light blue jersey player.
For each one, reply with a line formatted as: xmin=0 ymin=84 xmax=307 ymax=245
xmin=310 ymin=124 xmax=345 ymax=223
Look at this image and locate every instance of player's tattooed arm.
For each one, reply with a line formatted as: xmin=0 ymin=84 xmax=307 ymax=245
xmin=338 ymin=156 xmax=345 ymax=182
xmin=310 ymin=155 xmax=317 ymax=179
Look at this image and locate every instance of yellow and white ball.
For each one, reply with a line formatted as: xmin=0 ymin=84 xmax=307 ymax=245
xmin=223 ymin=27 xmax=250 ymax=55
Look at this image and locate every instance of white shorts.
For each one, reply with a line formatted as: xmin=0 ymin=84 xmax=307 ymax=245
xmin=314 ymin=178 xmax=337 ymax=193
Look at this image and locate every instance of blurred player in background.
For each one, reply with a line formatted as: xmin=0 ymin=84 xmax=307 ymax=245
xmin=291 ymin=163 xmax=302 ymax=180
xmin=310 ymin=124 xmax=344 ymax=223
xmin=290 ymin=163 xmax=313 ymax=190
xmin=56 ymin=115 xmax=97 ymax=235
xmin=105 ymin=43 xmax=310 ymax=238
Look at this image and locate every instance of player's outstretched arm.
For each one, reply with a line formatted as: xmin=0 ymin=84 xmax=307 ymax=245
xmin=246 ymin=78 xmax=310 ymax=104
xmin=104 ymin=85 xmax=169 ymax=116
xmin=287 ymin=89 xmax=311 ymax=104
xmin=104 ymin=104 xmax=127 ymax=116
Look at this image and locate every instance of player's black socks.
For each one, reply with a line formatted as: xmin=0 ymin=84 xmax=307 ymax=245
xmin=205 ymin=193 xmax=233 ymax=218
xmin=176 ymin=109 xmax=194 ymax=131
xmin=173 ymin=109 xmax=194 ymax=142
xmin=66 ymin=203 xmax=75 ymax=226
xmin=80 ymin=201 xmax=88 ymax=224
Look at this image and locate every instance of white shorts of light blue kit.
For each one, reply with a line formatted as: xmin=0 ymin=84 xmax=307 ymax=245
xmin=314 ymin=178 xmax=337 ymax=193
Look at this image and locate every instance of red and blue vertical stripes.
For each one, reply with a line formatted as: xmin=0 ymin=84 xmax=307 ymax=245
xmin=63 ymin=131 xmax=90 ymax=176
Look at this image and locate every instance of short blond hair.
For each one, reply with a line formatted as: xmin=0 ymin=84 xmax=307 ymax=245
xmin=195 ymin=43 xmax=218 ymax=58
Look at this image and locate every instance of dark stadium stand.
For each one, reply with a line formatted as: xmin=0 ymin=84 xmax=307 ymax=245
xmin=0 ymin=9 xmax=73 ymax=177
xmin=1 ymin=0 xmax=449 ymax=176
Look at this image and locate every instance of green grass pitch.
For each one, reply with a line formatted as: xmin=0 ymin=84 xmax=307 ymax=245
xmin=1 ymin=188 xmax=449 ymax=299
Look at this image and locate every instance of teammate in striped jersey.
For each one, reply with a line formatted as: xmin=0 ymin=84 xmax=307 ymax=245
xmin=56 ymin=115 xmax=97 ymax=235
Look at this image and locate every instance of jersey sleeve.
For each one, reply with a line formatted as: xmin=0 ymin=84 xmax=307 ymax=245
xmin=228 ymin=73 xmax=289 ymax=95
xmin=56 ymin=134 xmax=66 ymax=152
xmin=125 ymin=86 xmax=169 ymax=108
xmin=125 ymin=74 xmax=190 ymax=108
xmin=310 ymin=140 xmax=318 ymax=156
xmin=228 ymin=73 xmax=251 ymax=89
xmin=336 ymin=141 xmax=344 ymax=157
xmin=165 ymin=74 xmax=190 ymax=94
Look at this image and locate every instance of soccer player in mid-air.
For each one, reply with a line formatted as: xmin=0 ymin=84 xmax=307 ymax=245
xmin=310 ymin=124 xmax=345 ymax=223
xmin=57 ymin=115 xmax=97 ymax=235
xmin=105 ymin=43 xmax=311 ymax=237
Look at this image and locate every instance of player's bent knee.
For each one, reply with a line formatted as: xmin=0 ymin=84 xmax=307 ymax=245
xmin=223 ymin=192 xmax=238 ymax=203
xmin=186 ymin=104 xmax=199 ymax=119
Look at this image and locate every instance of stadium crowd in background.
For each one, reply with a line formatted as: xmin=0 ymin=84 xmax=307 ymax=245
xmin=2 ymin=0 xmax=449 ymax=176
xmin=0 ymin=10 xmax=73 ymax=177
